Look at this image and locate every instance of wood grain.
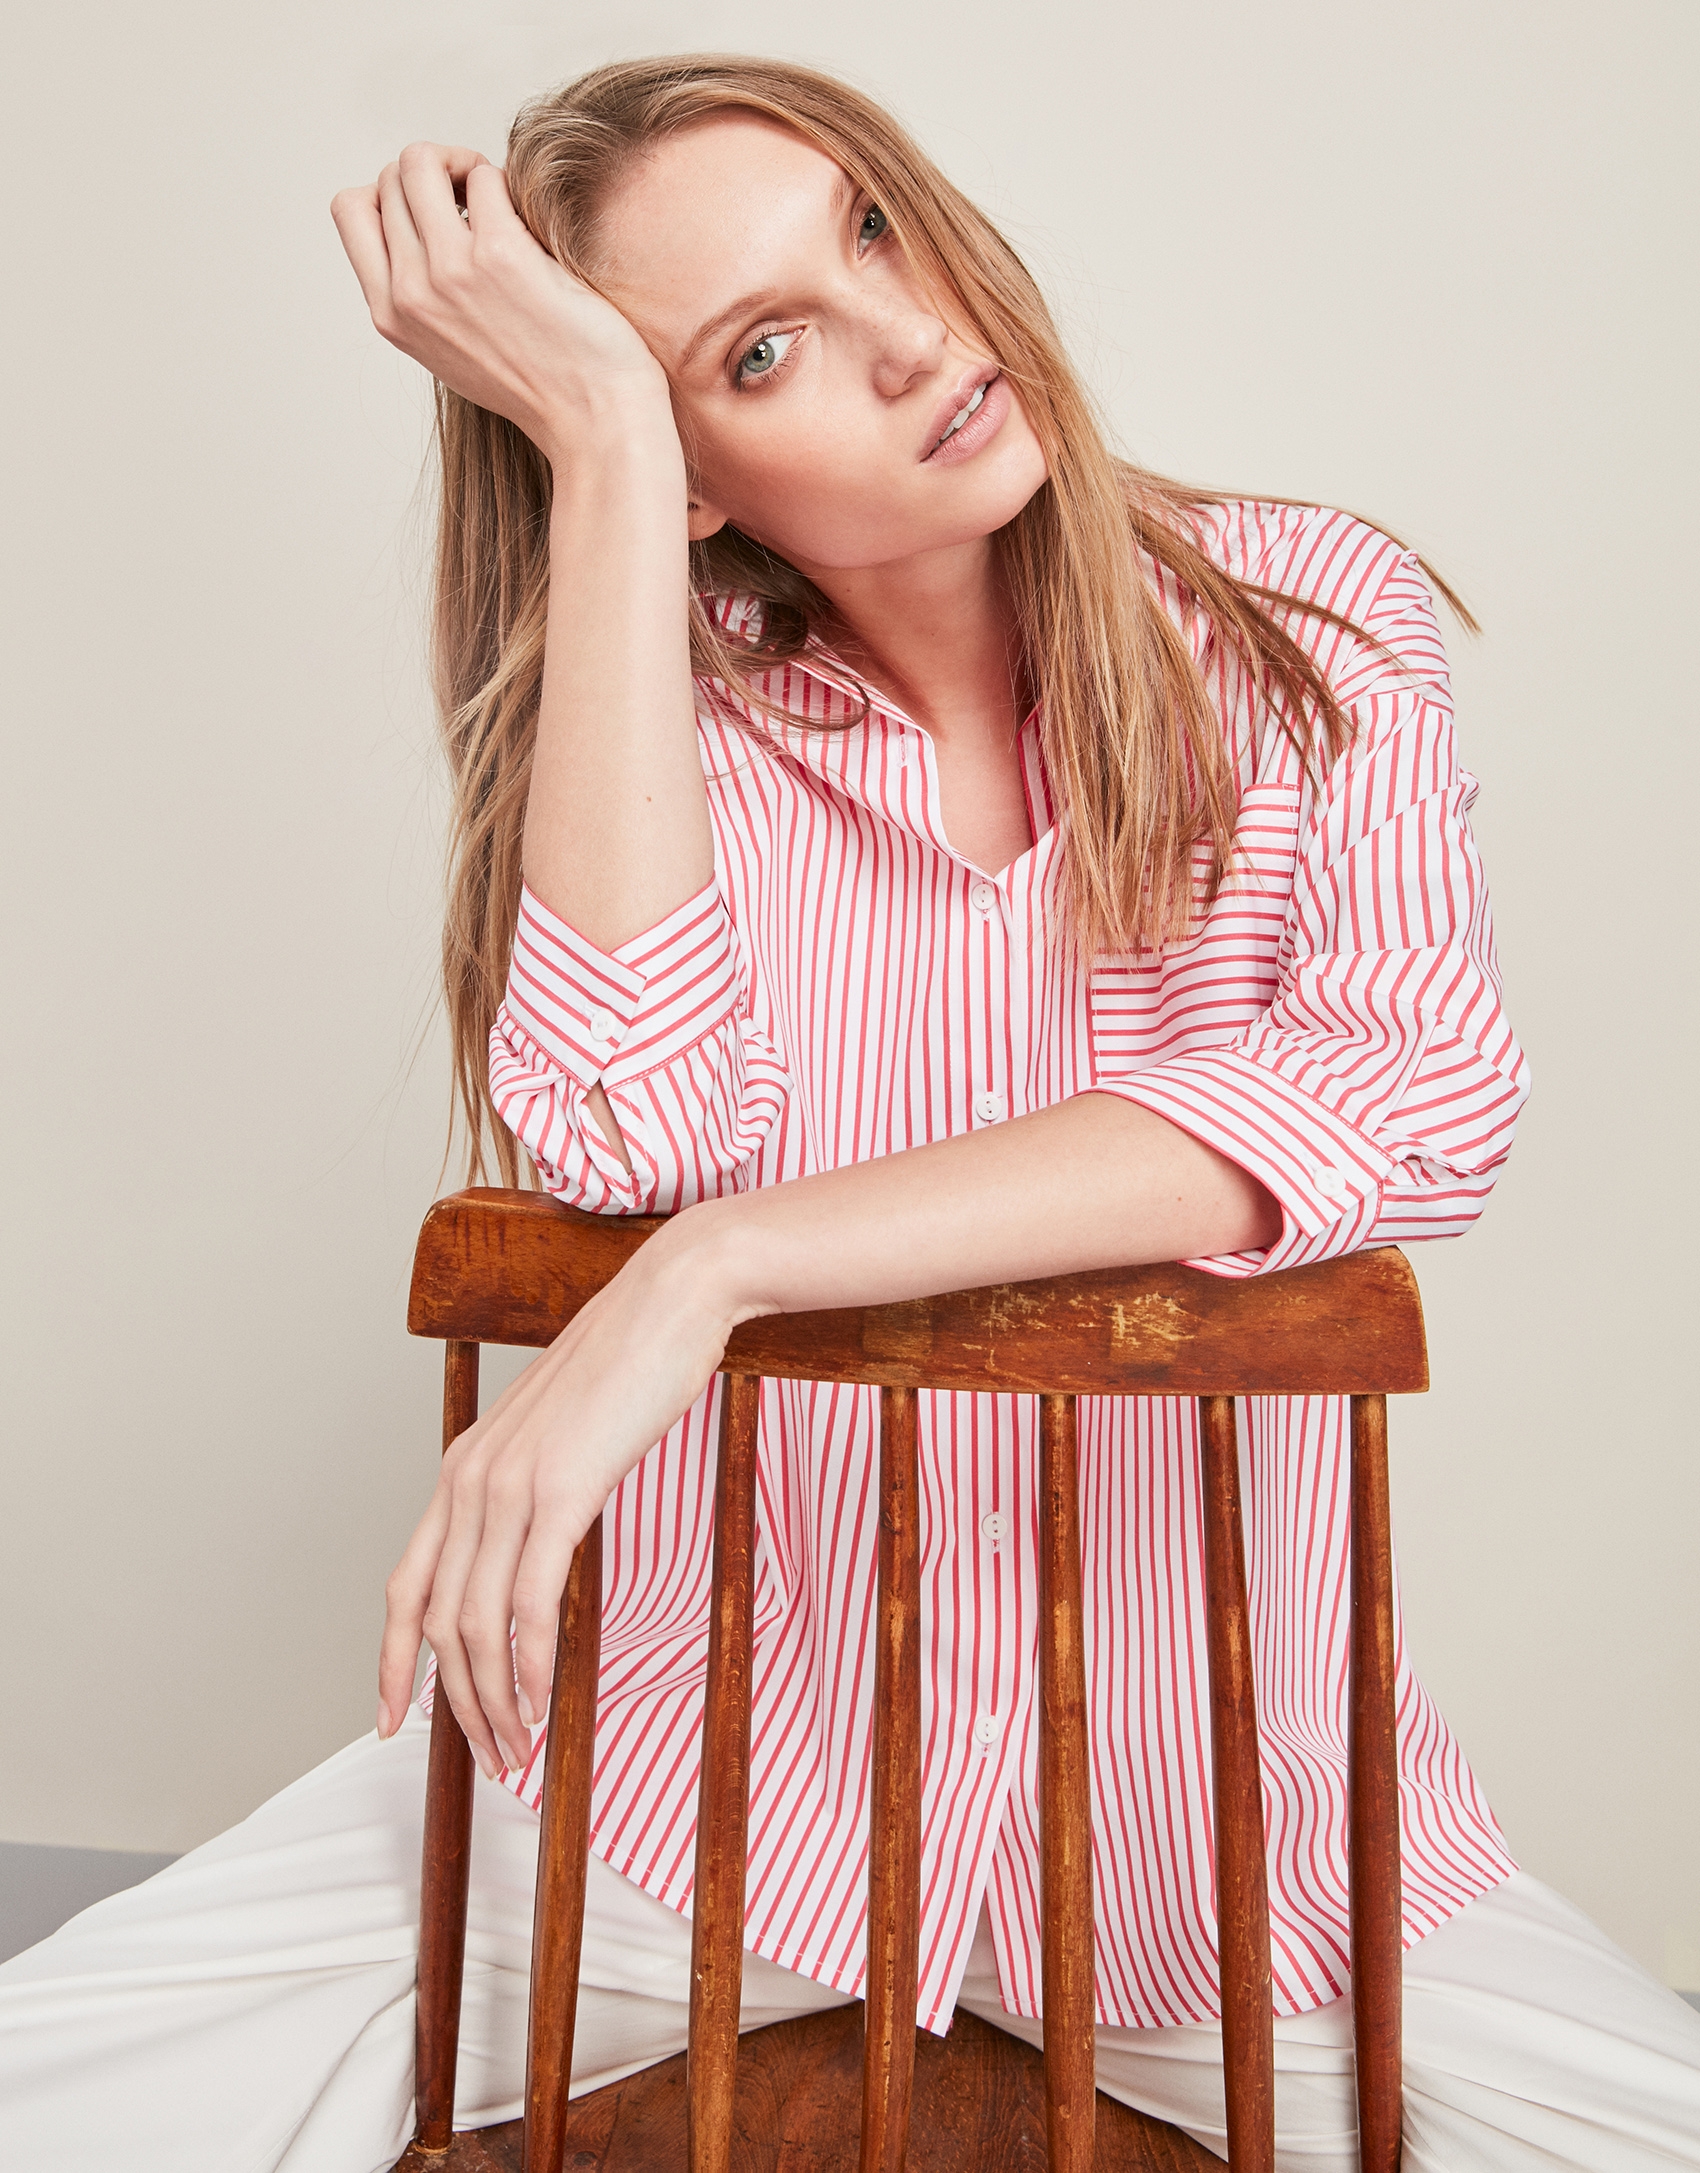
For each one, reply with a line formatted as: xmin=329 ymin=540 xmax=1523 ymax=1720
xmin=390 ymin=2002 xmax=1224 ymax=2171
xmin=861 ymin=1388 xmax=921 ymax=2173
xmin=1197 ymin=1395 xmax=1274 ymax=2173
xmin=523 ymin=1520 xmax=605 ymax=2173
xmin=415 ymin=1339 xmax=481 ymax=2155
xmin=1349 ymin=1395 xmax=1403 ymax=2173
xmin=1038 ymin=1395 xmax=1095 ymax=2173
xmin=407 ymin=1191 xmax=1427 ymax=1396
xmin=404 ymin=1196 xmax=1427 ymax=2169
xmin=688 ymin=1376 xmax=762 ymax=2173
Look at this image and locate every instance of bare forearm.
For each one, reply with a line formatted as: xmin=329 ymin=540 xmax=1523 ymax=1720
xmin=522 ymin=406 xmax=713 ymax=950
xmin=669 ymin=1093 xmax=1280 ymax=1324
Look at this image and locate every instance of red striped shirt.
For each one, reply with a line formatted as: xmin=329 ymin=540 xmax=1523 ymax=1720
xmin=476 ymin=502 xmax=1526 ymax=2030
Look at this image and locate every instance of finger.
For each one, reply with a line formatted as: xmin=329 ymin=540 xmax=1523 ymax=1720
xmin=462 ymin=160 xmax=553 ymax=258
xmin=376 ymin=159 xmax=428 ymax=286
xmin=420 ymin=1458 xmax=508 ymax=1780
xmin=376 ymin=1485 xmax=450 ymax=1734
xmin=398 ymin=141 xmax=487 ymax=268
xmin=458 ymin=1460 xmax=541 ymax=1772
xmin=510 ymin=1490 xmax=596 ymax=1732
xmin=452 ymin=1348 xmax=593 ymax=1751
xmin=329 ymin=184 xmax=395 ymax=320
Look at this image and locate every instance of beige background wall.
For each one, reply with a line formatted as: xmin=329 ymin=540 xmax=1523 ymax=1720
xmin=3 ymin=0 xmax=1695 ymax=1990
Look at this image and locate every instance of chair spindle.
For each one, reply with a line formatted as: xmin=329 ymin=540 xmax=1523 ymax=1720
xmin=522 ymin=1518 xmax=605 ymax=2172
xmin=861 ymin=1386 xmax=922 ymax=2173
xmin=404 ymin=1198 xmax=1428 ymax=2172
xmin=687 ymin=1372 xmax=763 ymax=2173
xmin=415 ymin=1338 xmax=481 ymax=2154
xmin=1349 ymin=1393 xmax=1403 ymax=2173
xmin=1038 ymin=1392 xmax=1096 ymax=2173
xmin=1198 ymin=1392 xmax=1276 ymax=2173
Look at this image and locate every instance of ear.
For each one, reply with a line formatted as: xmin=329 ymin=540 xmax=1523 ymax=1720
xmin=687 ymin=496 xmax=728 ymax=543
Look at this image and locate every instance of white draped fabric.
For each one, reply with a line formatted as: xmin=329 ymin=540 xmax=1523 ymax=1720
xmin=3 ymin=1715 xmax=1696 ymax=2171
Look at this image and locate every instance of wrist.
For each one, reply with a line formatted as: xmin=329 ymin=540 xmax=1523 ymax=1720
xmin=535 ymin=376 xmax=681 ymax=479
xmin=648 ymin=1196 xmax=783 ymax=1338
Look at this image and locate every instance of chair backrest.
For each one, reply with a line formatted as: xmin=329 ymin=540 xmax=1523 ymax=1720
xmin=407 ymin=1186 xmax=1428 ymax=1396
xmin=407 ymin=1188 xmax=1425 ymax=2173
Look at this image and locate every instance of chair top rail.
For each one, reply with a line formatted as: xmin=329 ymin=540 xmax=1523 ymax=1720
xmin=407 ymin=1189 xmax=1428 ymax=1397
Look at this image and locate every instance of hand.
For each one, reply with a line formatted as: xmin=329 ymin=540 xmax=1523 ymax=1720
xmin=330 ymin=142 xmax=671 ymax=464
xmin=377 ymin=1210 xmax=754 ymax=1777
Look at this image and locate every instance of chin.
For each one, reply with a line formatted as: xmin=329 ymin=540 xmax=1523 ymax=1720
xmin=774 ymin=462 xmax=1051 ymax=574
xmin=918 ymin=434 xmax=1051 ymax=554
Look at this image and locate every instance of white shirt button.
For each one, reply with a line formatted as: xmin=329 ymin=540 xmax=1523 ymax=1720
xmin=981 ymin=1511 xmax=1009 ymax=1542
xmin=587 ymin=1007 xmax=618 ymax=1045
xmin=973 ymin=1714 xmax=1003 ymax=1747
xmin=973 ymin=1091 xmax=1007 ymax=1123
xmin=969 ymin=879 xmax=997 ymax=914
xmin=1313 ymin=1164 xmax=1350 ymax=1200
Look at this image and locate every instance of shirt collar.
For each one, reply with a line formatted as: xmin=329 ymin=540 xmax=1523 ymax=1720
xmin=703 ymin=591 xmax=1055 ymax=864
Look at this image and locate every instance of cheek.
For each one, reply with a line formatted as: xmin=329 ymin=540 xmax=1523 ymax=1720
xmin=682 ymin=355 xmax=922 ymax=553
xmin=691 ymin=403 xmax=886 ymax=538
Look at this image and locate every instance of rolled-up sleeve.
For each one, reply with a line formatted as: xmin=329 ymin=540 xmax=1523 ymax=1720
xmin=491 ymin=879 xmax=791 ymax=1214
xmin=1093 ymin=561 xmax=1529 ymax=1278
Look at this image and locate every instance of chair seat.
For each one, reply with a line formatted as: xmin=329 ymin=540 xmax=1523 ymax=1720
xmin=389 ymin=2004 xmax=1223 ymax=2170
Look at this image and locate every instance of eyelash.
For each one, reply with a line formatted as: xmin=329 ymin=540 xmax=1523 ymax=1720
xmin=734 ymin=324 xmax=804 ymax=391
xmin=731 ymin=198 xmax=890 ymax=393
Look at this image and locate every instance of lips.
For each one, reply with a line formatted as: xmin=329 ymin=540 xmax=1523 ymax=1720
xmin=922 ymin=365 xmax=1001 ymax=461
xmin=936 ymin=382 xmax=988 ymax=445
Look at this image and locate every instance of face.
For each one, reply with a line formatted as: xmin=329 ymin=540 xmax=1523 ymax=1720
xmin=590 ymin=114 xmax=1049 ymax=578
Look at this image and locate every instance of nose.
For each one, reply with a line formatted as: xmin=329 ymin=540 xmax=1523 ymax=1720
xmin=867 ymin=303 xmax=948 ymax=399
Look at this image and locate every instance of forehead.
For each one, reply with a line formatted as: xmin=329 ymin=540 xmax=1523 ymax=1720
xmin=592 ymin=113 xmax=852 ymax=361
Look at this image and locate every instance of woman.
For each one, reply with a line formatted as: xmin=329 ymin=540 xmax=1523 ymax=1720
xmin=3 ymin=53 xmax=1696 ymax=2173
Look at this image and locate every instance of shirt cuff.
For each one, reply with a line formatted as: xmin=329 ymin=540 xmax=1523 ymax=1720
xmin=500 ymin=879 xmax=743 ymax=1091
xmin=1092 ymin=1051 xmax=1395 ymax=1279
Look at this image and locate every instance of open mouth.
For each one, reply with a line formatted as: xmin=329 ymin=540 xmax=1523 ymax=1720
xmin=935 ymin=380 xmax=990 ymax=448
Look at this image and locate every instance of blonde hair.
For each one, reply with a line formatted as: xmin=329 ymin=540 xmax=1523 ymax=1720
xmin=434 ymin=54 xmax=1472 ymax=1183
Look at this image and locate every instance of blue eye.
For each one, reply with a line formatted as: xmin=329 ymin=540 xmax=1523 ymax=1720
xmin=737 ymin=327 xmax=797 ymax=383
xmin=860 ymin=204 xmax=888 ymax=244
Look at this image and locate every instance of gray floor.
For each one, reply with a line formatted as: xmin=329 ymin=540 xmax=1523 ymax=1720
xmin=0 ymin=1840 xmax=179 ymax=1964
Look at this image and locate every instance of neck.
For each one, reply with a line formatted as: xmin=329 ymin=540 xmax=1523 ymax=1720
xmin=799 ymin=534 xmax=1021 ymax=748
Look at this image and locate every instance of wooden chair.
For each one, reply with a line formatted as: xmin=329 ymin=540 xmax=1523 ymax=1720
xmin=402 ymin=1188 xmax=1427 ymax=2172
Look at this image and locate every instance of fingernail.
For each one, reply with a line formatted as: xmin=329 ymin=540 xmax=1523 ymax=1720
xmin=473 ymin=1742 xmax=500 ymax=1782
xmin=375 ymin=1700 xmax=390 ymax=1739
xmin=516 ymin=1690 xmax=537 ymax=1727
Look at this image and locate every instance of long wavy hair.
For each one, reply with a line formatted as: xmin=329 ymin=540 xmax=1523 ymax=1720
xmin=433 ymin=53 xmax=1472 ymax=1183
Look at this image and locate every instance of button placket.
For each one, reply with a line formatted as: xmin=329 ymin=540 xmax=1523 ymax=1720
xmin=965 ymin=865 xmax=1011 ymax=1130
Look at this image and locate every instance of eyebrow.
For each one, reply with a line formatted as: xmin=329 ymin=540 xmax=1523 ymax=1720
xmin=677 ymin=287 xmax=784 ymax=375
xmin=675 ymin=170 xmax=859 ymax=376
